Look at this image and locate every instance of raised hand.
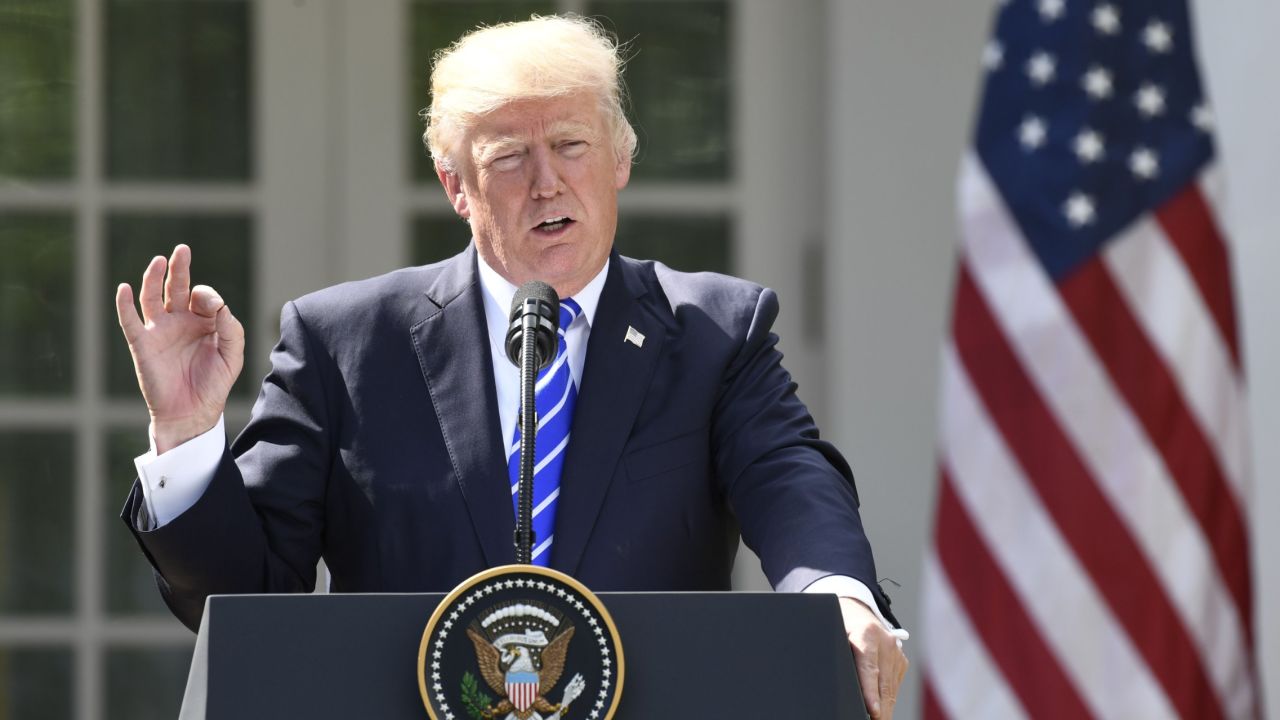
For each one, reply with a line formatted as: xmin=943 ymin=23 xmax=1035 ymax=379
xmin=115 ymin=244 xmax=245 ymax=453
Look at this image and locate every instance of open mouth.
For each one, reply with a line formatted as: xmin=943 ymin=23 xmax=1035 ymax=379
xmin=533 ymin=215 xmax=575 ymax=234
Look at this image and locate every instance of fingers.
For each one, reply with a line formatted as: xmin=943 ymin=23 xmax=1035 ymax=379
xmin=192 ymin=286 xmax=243 ymax=378
xmin=855 ymin=648 xmax=882 ymax=719
xmin=214 ymin=304 xmax=246 ymax=373
xmin=138 ymin=254 xmax=167 ymax=323
xmin=115 ymin=283 xmax=144 ymax=343
xmin=164 ymin=244 xmax=192 ymax=312
xmin=189 ymin=285 xmax=225 ymax=319
xmin=857 ymin=639 xmax=909 ymax=720
xmin=878 ymin=649 xmax=907 ymax=720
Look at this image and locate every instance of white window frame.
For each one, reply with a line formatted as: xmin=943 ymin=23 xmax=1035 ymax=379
xmin=0 ymin=1 xmax=827 ymax=714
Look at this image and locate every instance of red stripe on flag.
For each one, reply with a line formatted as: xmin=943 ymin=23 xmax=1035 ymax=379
xmin=952 ymin=264 xmax=1224 ymax=720
xmin=922 ymin=675 xmax=952 ymax=720
xmin=1154 ymin=184 xmax=1242 ymax=368
xmin=935 ymin=469 xmax=1091 ymax=719
xmin=1060 ymin=254 xmax=1254 ymax=637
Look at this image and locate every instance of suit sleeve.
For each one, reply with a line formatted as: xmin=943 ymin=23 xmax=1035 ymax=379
xmin=120 ymin=300 xmax=334 ymax=632
xmin=710 ymin=287 xmax=899 ymax=626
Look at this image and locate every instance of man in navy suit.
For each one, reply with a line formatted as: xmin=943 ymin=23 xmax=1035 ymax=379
xmin=115 ymin=15 xmax=908 ymax=719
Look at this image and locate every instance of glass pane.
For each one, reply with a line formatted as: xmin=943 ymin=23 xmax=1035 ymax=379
xmin=106 ymin=646 xmax=194 ymax=720
xmin=106 ymin=428 xmax=173 ymax=616
xmin=0 ymin=213 xmax=74 ymax=396
xmin=0 ymin=432 xmax=74 ymax=614
xmin=589 ymin=1 xmax=730 ymax=180
xmin=104 ymin=213 xmax=254 ymax=398
xmin=0 ymin=0 xmax=75 ymax=178
xmin=408 ymin=0 xmax=555 ymax=183
xmin=410 ymin=214 xmax=472 ymax=266
xmin=0 ymin=647 xmax=73 ymax=719
xmin=105 ymin=0 xmax=252 ymax=180
xmin=614 ymin=214 xmax=731 ymax=273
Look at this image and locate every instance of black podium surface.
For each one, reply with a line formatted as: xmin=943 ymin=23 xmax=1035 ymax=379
xmin=179 ymin=592 xmax=865 ymax=719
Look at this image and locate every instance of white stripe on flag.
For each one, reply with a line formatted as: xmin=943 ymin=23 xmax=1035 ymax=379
xmin=1103 ymin=208 xmax=1250 ymax=505
xmin=960 ymin=156 xmax=1253 ymax=715
xmin=941 ymin=344 xmax=1177 ymax=719
xmin=921 ymin=552 xmax=1028 ymax=720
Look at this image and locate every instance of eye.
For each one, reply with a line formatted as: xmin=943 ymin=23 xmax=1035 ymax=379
xmin=489 ymin=152 xmax=523 ymax=171
xmin=558 ymin=140 xmax=589 ymax=157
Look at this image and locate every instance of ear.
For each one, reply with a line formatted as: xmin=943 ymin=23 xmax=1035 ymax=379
xmin=435 ymin=160 xmax=471 ymax=219
xmin=614 ymin=152 xmax=631 ymax=191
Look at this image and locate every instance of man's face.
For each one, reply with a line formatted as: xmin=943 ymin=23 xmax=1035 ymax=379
xmin=438 ymin=91 xmax=631 ymax=296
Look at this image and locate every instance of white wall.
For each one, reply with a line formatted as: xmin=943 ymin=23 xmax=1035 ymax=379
xmin=827 ymin=1 xmax=989 ymax=716
xmin=825 ymin=1 xmax=1280 ymax=718
xmin=1196 ymin=0 xmax=1280 ymax=714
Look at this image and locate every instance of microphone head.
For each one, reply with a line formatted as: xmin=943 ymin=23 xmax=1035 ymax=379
xmin=505 ymin=281 xmax=560 ymax=371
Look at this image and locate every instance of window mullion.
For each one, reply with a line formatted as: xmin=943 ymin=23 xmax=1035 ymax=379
xmin=74 ymin=0 xmax=106 ymax=715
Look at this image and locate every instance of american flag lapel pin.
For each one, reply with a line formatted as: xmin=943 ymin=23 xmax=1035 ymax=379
xmin=624 ymin=326 xmax=645 ymax=348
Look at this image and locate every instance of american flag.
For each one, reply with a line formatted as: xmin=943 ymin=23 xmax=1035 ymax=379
xmin=922 ymin=1 xmax=1260 ymax=718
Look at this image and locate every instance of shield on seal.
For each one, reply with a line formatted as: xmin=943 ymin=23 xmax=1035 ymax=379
xmin=505 ymin=671 xmax=539 ymax=712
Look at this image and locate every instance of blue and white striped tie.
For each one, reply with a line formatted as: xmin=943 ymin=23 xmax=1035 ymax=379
xmin=508 ymin=297 xmax=581 ymax=566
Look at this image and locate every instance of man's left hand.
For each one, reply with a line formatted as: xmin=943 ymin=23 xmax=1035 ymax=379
xmin=839 ymin=597 xmax=909 ymax=720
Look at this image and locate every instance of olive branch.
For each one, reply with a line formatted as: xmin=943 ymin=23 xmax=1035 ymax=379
xmin=460 ymin=672 xmax=494 ymax=720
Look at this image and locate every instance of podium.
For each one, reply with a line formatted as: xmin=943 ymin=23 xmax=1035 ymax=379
xmin=178 ymin=592 xmax=866 ymax=718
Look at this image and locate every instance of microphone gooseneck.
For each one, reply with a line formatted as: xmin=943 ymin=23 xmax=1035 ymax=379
xmin=506 ymin=281 xmax=560 ymax=564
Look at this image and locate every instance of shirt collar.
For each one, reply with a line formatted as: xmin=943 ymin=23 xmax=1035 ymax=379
xmin=476 ymin=250 xmax=609 ymax=328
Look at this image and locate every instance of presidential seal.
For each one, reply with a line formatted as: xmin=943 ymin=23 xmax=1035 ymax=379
xmin=419 ymin=565 xmax=624 ymax=720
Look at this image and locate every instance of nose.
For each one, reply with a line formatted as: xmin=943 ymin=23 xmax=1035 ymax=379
xmin=530 ymin=146 xmax=563 ymax=199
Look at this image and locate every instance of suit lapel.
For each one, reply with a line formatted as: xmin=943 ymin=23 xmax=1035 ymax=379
xmin=554 ymin=256 xmax=665 ymax=576
xmin=410 ymin=246 xmax=515 ymax=568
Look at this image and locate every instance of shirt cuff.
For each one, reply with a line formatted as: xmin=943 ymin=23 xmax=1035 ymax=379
xmin=133 ymin=415 xmax=225 ymax=529
xmin=803 ymin=575 xmax=910 ymax=644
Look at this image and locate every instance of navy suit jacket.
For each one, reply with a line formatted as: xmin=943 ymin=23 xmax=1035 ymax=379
xmin=123 ymin=246 xmax=894 ymax=632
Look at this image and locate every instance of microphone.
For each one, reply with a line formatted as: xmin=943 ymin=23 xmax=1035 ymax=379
xmin=505 ymin=281 xmax=559 ymax=371
xmin=505 ymin=281 xmax=560 ymax=564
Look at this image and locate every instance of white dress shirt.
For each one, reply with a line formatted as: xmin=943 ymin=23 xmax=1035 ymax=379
xmin=132 ymin=253 xmax=904 ymax=641
xmin=477 ymin=255 xmax=608 ymax=456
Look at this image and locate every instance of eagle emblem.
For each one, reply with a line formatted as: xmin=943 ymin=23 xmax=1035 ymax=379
xmin=418 ymin=566 xmax=623 ymax=720
xmin=464 ymin=602 xmax=586 ymax=720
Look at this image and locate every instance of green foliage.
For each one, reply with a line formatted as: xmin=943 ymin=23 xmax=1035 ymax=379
xmin=0 ymin=0 xmax=75 ymax=178
xmin=105 ymin=0 xmax=251 ymax=179
xmin=460 ymin=672 xmax=495 ymax=720
xmin=0 ymin=214 xmax=74 ymax=396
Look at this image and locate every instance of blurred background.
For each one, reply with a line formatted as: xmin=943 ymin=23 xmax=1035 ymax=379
xmin=0 ymin=0 xmax=1274 ymax=718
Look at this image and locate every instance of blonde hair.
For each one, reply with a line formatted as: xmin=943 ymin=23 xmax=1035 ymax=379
xmin=423 ymin=14 xmax=637 ymax=174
